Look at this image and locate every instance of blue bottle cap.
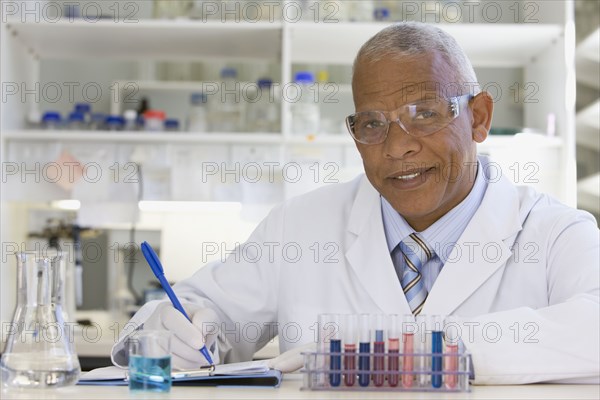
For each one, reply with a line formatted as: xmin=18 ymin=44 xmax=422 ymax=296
xmin=221 ymin=67 xmax=237 ymax=79
xmin=191 ymin=92 xmax=208 ymax=104
xmin=42 ymin=112 xmax=61 ymax=122
xmin=68 ymin=112 xmax=85 ymax=122
xmin=74 ymin=103 xmax=91 ymax=114
xmin=294 ymin=71 xmax=314 ymax=84
xmin=106 ymin=115 xmax=125 ymax=125
xmin=165 ymin=119 xmax=180 ymax=129
xmin=258 ymin=78 xmax=273 ymax=88
xmin=374 ymin=7 xmax=390 ymax=21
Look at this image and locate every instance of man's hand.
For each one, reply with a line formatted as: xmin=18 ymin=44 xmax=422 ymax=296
xmin=143 ymin=302 xmax=220 ymax=370
xmin=267 ymin=343 xmax=316 ymax=372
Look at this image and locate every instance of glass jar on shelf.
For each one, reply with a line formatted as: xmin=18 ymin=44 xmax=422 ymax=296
xmin=41 ymin=111 xmax=62 ymax=130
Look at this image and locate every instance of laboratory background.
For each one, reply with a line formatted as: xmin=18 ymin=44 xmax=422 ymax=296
xmin=0 ymin=0 xmax=599 ymax=371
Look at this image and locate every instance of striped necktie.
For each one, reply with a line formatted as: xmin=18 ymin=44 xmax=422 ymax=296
xmin=392 ymin=233 xmax=435 ymax=315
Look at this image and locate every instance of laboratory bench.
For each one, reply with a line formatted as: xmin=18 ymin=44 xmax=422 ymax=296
xmin=1 ymin=374 xmax=599 ymax=400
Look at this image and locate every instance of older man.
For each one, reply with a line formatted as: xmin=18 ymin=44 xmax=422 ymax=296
xmin=113 ymin=22 xmax=599 ymax=384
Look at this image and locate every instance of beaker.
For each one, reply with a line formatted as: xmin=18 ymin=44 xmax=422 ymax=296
xmin=1 ymin=252 xmax=81 ymax=388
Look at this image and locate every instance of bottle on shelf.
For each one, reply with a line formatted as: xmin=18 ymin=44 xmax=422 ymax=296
xmin=247 ymin=78 xmax=279 ymax=133
xmin=123 ymin=110 xmax=138 ymax=131
xmin=106 ymin=115 xmax=125 ymax=131
xmin=89 ymin=113 xmax=106 ymax=131
xmin=187 ymin=92 xmax=209 ymax=132
xmin=165 ymin=119 xmax=180 ymax=132
xmin=290 ymin=71 xmax=320 ymax=135
xmin=74 ymin=103 xmax=91 ymax=126
xmin=210 ymin=67 xmax=243 ymax=132
xmin=41 ymin=111 xmax=62 ymax=130
xmin=67 ymin=112 xmax=85 ymax=130
xmin=144 ymin=110 xmax=166 ymax=132
xmin=349 ymin=1 xmax=375 ymax=21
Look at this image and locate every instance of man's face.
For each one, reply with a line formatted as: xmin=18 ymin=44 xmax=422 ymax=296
xmin=352 ymin=52 xmax=487 ymax=231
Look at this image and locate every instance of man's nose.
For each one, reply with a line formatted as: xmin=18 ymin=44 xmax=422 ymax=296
xmin=383 ymin=119 xmax=420 ymax=158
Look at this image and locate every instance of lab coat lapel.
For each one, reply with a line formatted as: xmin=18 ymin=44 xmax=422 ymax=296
xmin=345 ymin=177 xmax=411 ymax=315
xmin=422 ymin=173 xmax=523 ymax=316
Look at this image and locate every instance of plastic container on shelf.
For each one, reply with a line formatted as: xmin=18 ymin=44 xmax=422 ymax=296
xmin=67 ymin=112 xmax=85 ymax=130
xmin=349 ymin=1 xmax=375 ymax=21
xmin=144 ymin=110 xmax=166 ymax=132
xmin=74 ymin=103 xmax=91 ymax=125
xmin=123 ymin=109 xmax=138 ymax=131
xmin=247 ymin=78 xmax=279 ymax=133
xmin=41 ymin=111 xmax=62 ymax=130
xmin=290 ymin=71 xmax=320 ymax=135
xmin=89 ymin=113 xmax=106 ymax=131
xmin=153 ymin=0 xmax=191 ymax=19
xmin=165 ymin=119 xmax=180 ymax=132
xmin=106 ymin=115 xmax=125 ymax=131
xmin=210 ymin=67 xmax=243 ymax=132
xmin=187 ymin=92 xmax=208 ymax=132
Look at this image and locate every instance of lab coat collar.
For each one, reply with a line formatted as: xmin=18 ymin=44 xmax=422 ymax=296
xmin=422 ymin=158 xmax=524 ymax=316
xmin=346 ymin=176 xmax=412 ymax=315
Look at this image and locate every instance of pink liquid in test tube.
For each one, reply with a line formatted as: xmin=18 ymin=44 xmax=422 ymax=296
xmin=388 ymin=338 xmax=400 ymax=387
xmin=402 ymin=332 xmax=414 ymax=388
xmin=445 ymin=344 xmax=459 ymax=388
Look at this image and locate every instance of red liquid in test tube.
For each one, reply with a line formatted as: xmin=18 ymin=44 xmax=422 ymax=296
xmin=388 ymin=338 xmax=400 ymax=387
xmin=343 ymin=343 xmax=356 ymax=387
xmin=373 ymin=330 xmax=385 ymax=387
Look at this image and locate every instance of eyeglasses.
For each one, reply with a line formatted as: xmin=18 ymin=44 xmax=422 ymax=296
xmin=345 ymin=94 xmax=473 ymax=145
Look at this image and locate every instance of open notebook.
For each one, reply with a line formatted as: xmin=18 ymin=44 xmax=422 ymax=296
xmin=78 ymin=360 xmax=282 ymax=387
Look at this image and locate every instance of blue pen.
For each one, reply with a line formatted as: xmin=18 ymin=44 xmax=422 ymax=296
xmin=140 ymin=241 xmax=214 ymax=366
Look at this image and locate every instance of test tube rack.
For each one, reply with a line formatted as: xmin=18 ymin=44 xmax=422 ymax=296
xmin=301 ymin=350 xmax=470 ymax=392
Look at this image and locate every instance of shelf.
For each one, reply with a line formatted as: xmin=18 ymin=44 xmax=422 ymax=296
xmin=6 ymin=19 xmax=282 ymax=61
xmin=6 ymin=19 xmax=562 ymax=67
xmin=577 ymin=173 xmax=600 ymax=214
xmin=288 ymin=23 xmax=563 ymax=67
xmin=3 ymin=130 xmax=563 ymax=149
xmin=2 ymin=130 xmax=283 ymax=144
xmin=576 ymin=100 xmax=600 ymax=151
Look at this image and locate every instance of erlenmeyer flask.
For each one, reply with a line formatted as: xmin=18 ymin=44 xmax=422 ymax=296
xmin=1 ymin=252 xmax=81 ymax=388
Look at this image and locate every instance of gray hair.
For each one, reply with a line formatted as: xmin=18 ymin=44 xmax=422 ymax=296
xmin=354 ymin=22 xmax=479 ymax=94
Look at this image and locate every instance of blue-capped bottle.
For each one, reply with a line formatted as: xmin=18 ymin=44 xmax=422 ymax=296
xmin=42 ymin=112 xmax=62 ymax=130
xmin=67 ymin=112 xmax=85 ymax=130
xmin=290 ymin=71 xmax=319 ymax=135
xmin=211 ymin=67 xmax=243 ymax=132
xmin=248 ymin=78 xmax=279 ymax=133
xmin=186 ymin=93 xmax=208 ymax=132
xmin=106 ymin=115 xmax=125 ymax=131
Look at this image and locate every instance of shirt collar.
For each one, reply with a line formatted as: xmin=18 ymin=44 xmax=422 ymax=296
xmin=381 ymin=160 xmax=487 ymax=263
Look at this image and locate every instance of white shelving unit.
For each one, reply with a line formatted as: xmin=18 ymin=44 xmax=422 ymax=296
xmin=1 ymin=2 xmax=577 ymax=204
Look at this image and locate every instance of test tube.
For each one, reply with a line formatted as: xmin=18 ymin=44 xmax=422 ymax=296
xmin=372 ymin=314 xmax=385 ymax=387
xmin=317 ymin=314 xmax=336 ymax=386
xmin=444 ymin=315 xmax=460 ymax=389
xmin=431 ymin=315 xmax=444 ymax=388
xmin=387 ymin=314 xmax=400 ymax=387
xmin=415 ymin=314 xmax=431 ymax=387
xmin=328 ymin=314 xmax=342 ymax=387
xmin=343 ymin=314 xmax=357 ymax=387
xmin=402 ymin=314 xmax=416 ymax=388
xmin=358 ymin=314 xmax=371 ymax=387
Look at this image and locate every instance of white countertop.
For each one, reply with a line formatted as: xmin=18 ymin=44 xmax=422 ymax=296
xmin=1 ymin=374 xmax=599 ymax=400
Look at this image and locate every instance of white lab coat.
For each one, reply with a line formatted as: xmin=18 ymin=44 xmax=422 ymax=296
xmin=113 ymin=156 xmax=600 ymax=384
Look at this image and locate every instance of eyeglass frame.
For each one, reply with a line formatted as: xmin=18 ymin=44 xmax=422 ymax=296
xmin=345 ymin=93 xmax=474 ymax=145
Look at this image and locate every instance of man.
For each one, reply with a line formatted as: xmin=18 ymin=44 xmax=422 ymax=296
xmin=112 ymin=22 xmax=599 ymax=384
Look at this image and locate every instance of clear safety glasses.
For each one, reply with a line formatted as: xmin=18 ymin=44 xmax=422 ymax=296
xmin=345 ymin=94 xmax=473 ymax=145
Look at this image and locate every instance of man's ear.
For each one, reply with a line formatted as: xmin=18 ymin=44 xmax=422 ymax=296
xmin=471 ymin=92 xmax=494 ymax=143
